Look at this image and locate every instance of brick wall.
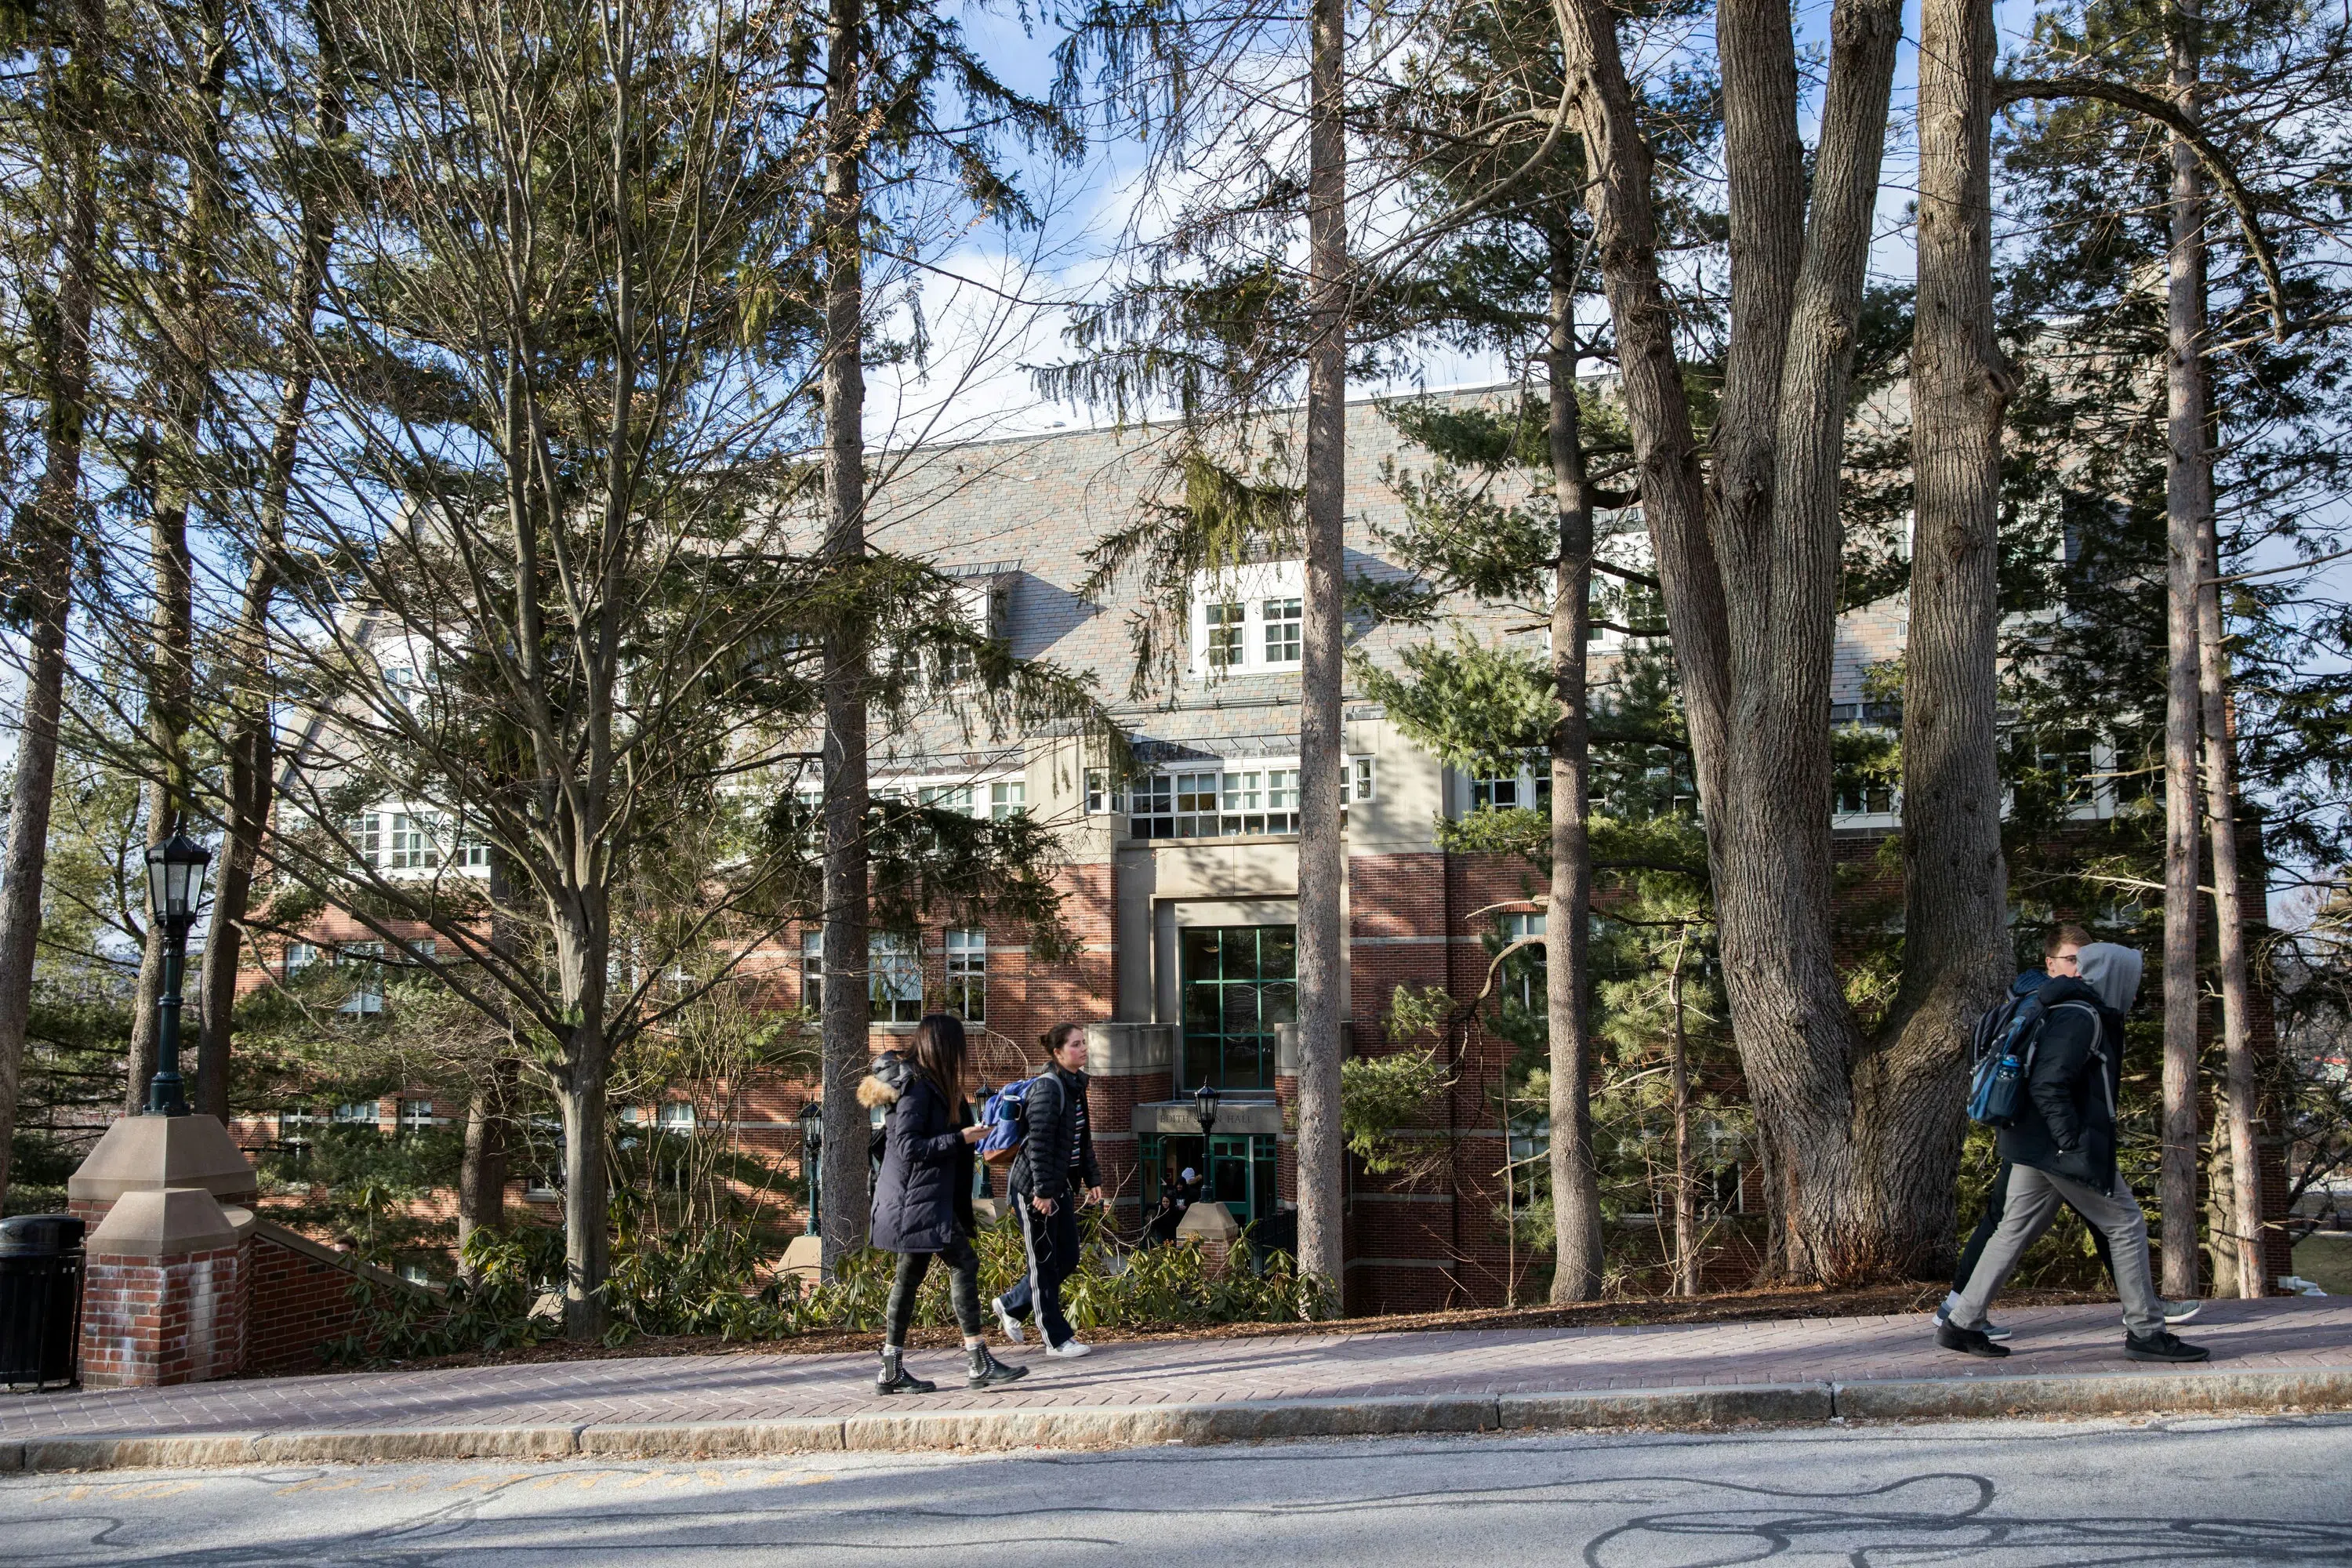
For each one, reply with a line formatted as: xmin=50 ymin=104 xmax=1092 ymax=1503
xmin=80 ymin=1242 xmax=245 ymax=1389
xmin=244 ymin=1223 xmax=423 ymax=1374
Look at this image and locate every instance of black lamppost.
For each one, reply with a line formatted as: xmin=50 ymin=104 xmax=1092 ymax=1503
xmin=1192 ymin=1080 xmax=1221 ymax=1142
xmin=143 ymin=833 xmax=211 ymax=1117
xmin=797 ymin=1100 xmax=823 ymax=1236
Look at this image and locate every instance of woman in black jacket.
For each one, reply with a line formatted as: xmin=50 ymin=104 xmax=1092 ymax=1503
xmin=859 ymin=1012 xmax=1027 ymax=1394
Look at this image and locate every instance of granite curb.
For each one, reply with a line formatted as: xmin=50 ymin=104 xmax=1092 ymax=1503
xmin=3 ymin=1368 xmax=2347 ymax=1473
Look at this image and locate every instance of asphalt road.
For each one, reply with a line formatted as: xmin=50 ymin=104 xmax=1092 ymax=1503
xmin=9 ymin=1412 xmax=2352 ymax=1566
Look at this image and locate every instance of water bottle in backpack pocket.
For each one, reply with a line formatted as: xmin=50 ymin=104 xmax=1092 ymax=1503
xmin=1965 ymin=991 xmax=2045 ymax=1128
xmin=975 ymin=1076 xmax=1039 ymax=1167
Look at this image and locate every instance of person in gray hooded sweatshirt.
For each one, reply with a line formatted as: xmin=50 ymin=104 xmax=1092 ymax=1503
xmin=1940 ymin=942 xmax=2211 ymax=1363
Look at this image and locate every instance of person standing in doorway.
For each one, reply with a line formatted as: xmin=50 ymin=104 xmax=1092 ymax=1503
xmin=864 ymin=1013 xmax=1028 ymax=1394
xmin=1940 ymin=942 xmax=2210 ymax=1363
xmin=993 ymin=1022 xmax=1102 ymax=1359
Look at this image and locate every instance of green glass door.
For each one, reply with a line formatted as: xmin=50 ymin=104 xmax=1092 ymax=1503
xmin=1179 ymin=925 xmax=1295 ymax=1091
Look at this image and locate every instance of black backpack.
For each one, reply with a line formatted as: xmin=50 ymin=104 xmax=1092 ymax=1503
xmin=1966 ymin=990 xmax=2047 ymax=1127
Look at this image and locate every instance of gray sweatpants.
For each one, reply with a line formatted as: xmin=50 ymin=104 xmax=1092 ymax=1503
xmin=1951 ymin=1161 xmax=2162 ymax=1338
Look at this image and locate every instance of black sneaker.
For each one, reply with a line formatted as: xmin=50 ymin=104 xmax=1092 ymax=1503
xmin=2125 ymin=1330 xmax=2210 ymax=1363
xmin=1936 ymin=1321 xmax=2011 ymax=1358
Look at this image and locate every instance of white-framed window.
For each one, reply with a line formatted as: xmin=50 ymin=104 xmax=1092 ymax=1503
xmin=1189 ymin=561 xmax=1308 ymax=676
xmin=1220 ymin=768 xmax=1300 ymax=835
xmin=348 ymin=813 xmax=383 ymax=871
xmin=989 ymin=781 xmax=1026 ymax=820
xmin=656 ymin=1101 xmax=695 ymax=1134
xmin=1262 ymin=597 xmax=1302 ymax=664
xmin=334 ymin=1100 xmax=379 ymax=1125
xmin=389 ymin=811 xmax=441 ymax=869
xmin=919 ymin=783 xmax=975 ymax=815
xmin=1500 ymin=910 xmax=1547 ymax=1011
xmin=801 ymin=929 xmax=823 ymax=1014
xmin=285 ymin=941 xmax=320 ymax=977
xmin=1131 ymin=771 xmax=1221 ymax=838
xmin=1126 ymin=761 xmax=1348 ymax=840
xmin=1084 ymin=769 xmax=1128 ymax=815
xmin=397 ymin=1097 xmax=436 ymax=1131
xmin=397 ymin=1261 xmax=435 ymax=1287
xmin=869 ymin=933 xmax=923 ymax=1024
xmin=1205 ymin=601 xmax=1246 ymax=669
xmin=946 ymin=928 xmax=986 ymax=1022
xmin=338 ymin=941 xmax=386 ymax=1014
xmin=1470 ymin=760 xmax=1552 ymax=814
xmin=1351 ymin=756 xmax=1377 ymax=803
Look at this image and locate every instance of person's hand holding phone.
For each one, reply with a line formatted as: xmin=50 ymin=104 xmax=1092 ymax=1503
xmin=961 ymin=1123 xmax=987 ymax=1145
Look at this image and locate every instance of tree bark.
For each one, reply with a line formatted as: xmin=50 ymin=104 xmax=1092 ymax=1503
xmin=1559 ymin=0 xmax=1963 ymax=1279
xmin=818 ymin=0 xmax=874 ymax=1269
xmin=0 ymin=0 xmax=103 ymax=1203
xmin=2159 ymin=0 xmax=2209 ymax=1302
xmin=1893 ymin=0 xmax=2014 ymax=1277
xmin=1544 ymin=256 xmax=1603 ymax=1301
xmin=1292 ymin=0 xmax=1348 ymax=1305
xmin=196 ymin=34 xmax=339 ymax=1122
xmin=129 ymin=0 xmax=227 ymax=1116
xmin=457 ymin=1062 xmax=512 ymax=1266
xmin=554 ymin=901 xmax=612 ymax=1338
xmin=1668 ymin=926 xmax=1698 ymax=1296
xmin=2195 ymin=456 xmax=2264 ymax=1296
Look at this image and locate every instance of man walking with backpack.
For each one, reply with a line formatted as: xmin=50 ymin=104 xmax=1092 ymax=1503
xmin=1941 ymin=942 xmax=2210 ymax=1363
xmin=992 ymin=1023 xmax=1102 ymax=1359
xmin=1938 ymin=927 xmax=2198 ymax=1344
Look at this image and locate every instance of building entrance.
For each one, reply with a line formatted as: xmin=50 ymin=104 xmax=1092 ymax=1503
xmin=1140 ymin=1131 xmax=1279 ymax=1230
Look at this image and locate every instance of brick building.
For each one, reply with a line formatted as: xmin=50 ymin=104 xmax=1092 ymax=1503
xmin=250 ymin=385 xmax=2287 ymax=1313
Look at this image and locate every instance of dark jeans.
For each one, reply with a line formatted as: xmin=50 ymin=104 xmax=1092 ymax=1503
xmin=1955 ymin=1159 xmax=2114 ymax=1293
xmin=884 ymin=1233 xmax=983 ymax=1348
xmin=1000 ymin=1196 xmax=1080 ymax=1348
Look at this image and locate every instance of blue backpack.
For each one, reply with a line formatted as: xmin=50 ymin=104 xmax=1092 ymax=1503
xmin=976 ymin=1076 xmax=1042 ymax=1168
xmin=1966 ymin=990 xmax=2047 ymax=1127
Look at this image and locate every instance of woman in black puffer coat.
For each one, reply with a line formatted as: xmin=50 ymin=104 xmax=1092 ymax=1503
xmin=858 ymin=1012 xmax=1026 ymax=1394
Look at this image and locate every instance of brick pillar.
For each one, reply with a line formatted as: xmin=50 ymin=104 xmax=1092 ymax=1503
xmin=78 ymin=1187 xmax=249 ymax=1388
xmin=67 ymin=1114 xmax=260 ymax=1387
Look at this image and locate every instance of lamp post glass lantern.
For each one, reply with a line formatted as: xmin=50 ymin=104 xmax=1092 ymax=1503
xmin=1193 ymin=1080 xmax=1221 ymax=1140
xmin=797 ymin=1101 xmax=823 ymax=1236
xmin=143 ymin=833 xmax=212 ymax=1116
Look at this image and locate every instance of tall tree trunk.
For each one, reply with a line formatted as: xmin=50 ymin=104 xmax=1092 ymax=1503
xmin=457 ymin=1061 xmax=512 ymax=1268
xmin=1291 ymin=0 xmax=1348 ymax=1306
xmin=2158 ymin=0 xmax=2209 ymax=1302
xmin=129 ymin=0 xmax=227 ymax=1116
xmin=555 ymin=905 xmax=612 ymax=1338
xmin=1668 ymin=926 xmax=1699 ymax=1296
xmin=2205 ymin=1114 xmax=2240 ymax=1296
xmin=0 ymin=0 xmax=103 ymax=1203
xmin=1544 ymin=255 xmax=1603 ymax=1301
xmin=195 ymin=37 xmax=339 ymax=1123
xmin=1562 ymin=0 xmax=1956 ymax=1280
xmin=818 ymin=0 xmax=873 ymax=1269
xmin=1895 ymin=0 xmax=2014 ymax=1275
xmin=2196 ymin=466 xmax=2263 ymax=1296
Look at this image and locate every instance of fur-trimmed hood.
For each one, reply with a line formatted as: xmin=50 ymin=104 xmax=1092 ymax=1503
xmin=857 ymin=1051 xmax=911 ymax=1109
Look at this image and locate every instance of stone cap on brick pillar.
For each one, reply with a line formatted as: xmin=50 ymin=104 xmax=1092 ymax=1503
xmin=68 ymin=1113 xmax=259 ymax=1207
xmin=1175 ymin=1196 xmax=1243 ymax=1244
xmin=87 ymin=1186 xmax=242 ymax=1258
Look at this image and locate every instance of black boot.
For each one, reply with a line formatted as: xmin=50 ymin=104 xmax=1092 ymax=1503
xmin=967 ymin=1342 xmax=1029 ymax=1389
xmin=877 ymin=1346 xmax=935 ymax=1395
xmin=1936 ymin=1320 xmax=2010 ymax=1359
xmin=2125 ymin=1330 xmax=2210 ymax=1363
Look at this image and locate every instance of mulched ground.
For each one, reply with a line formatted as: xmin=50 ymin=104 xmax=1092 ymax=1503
xmin=370 ymin=1279 xmax=2118 ymax=1373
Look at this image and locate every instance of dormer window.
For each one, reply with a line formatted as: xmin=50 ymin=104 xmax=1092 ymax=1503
xmin=1189 ymin=562 xmax=1306 ymax=676
xmin=1262 ymin=597 xmax=1302 ymax=664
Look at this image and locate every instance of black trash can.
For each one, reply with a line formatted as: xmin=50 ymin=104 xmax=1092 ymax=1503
xmin=0 ymin=1212 xmax=86 ymax=1391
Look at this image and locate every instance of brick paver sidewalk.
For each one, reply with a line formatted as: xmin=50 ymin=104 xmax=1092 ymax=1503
xmin=6 ymin=1295 xmax=2349 ymax=1442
